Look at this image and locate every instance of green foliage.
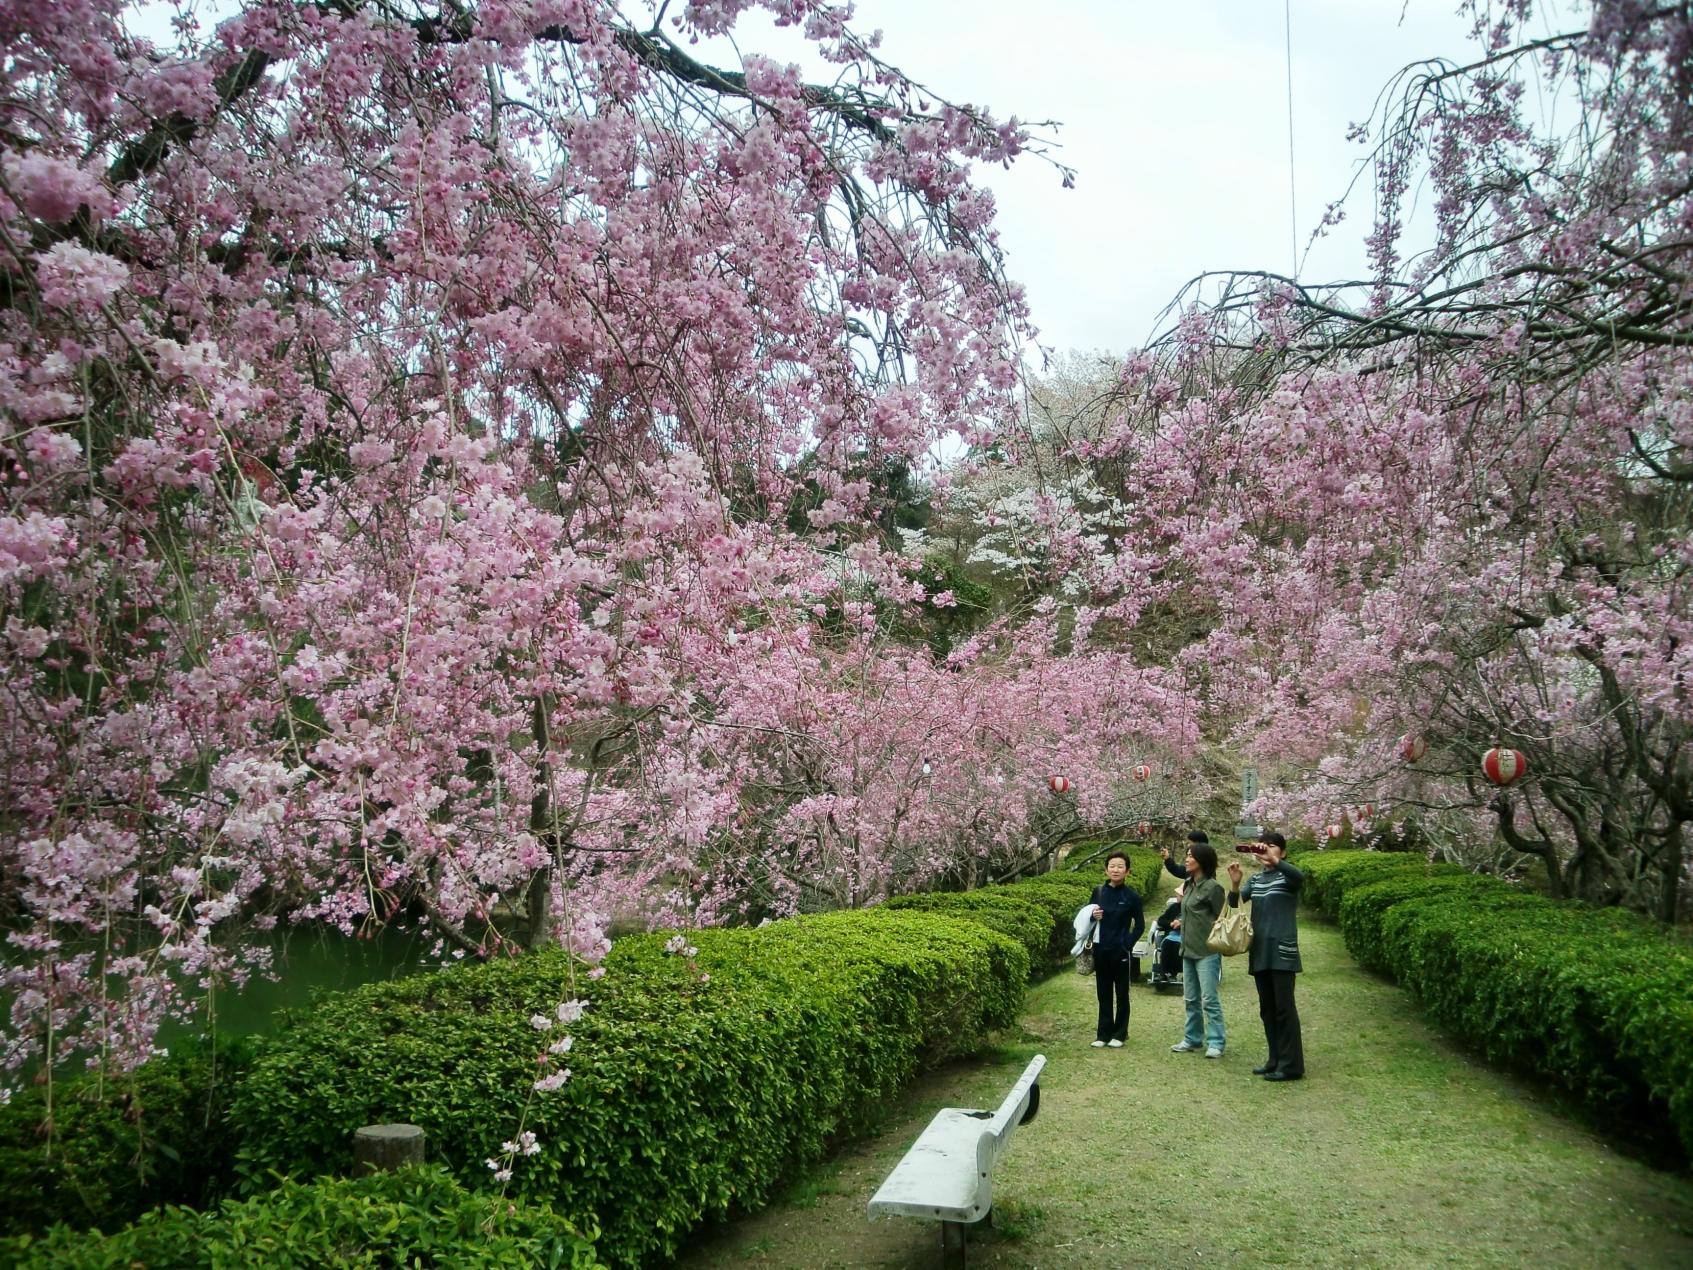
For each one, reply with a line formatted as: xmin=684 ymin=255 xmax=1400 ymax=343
xmin=1297 ymin=850 xmax=1693 ymax=1161
xmin=0 ymin=1166 xmax=600 ymax=1270
xmin=910 ymin=554 xmax=992 ymax=656
xmin=990 ymin=1197 xmax=1046 ymax=1241
xmin=232 ymin=909 xmax=1027 ymax=1269
xmin=970 ymin=851 xmax=1161 ymax=962
xmin=982 ymin=875 xmax=1100 ymax=960
xmin=878 ymin=867 xmax=1142 ymax=967
xmin=1294 ymin=849 xmax=1427 ymax=914
xmin=1336 ymin=869 xmax=1507 ymax=970
xmin=1059 ymin=847 xmax=1162 ymax=901
xmin=880 ymin=892 xmax=1051 ymax=964
xmin=0 ymin=1034 xmax=260 ymax=1238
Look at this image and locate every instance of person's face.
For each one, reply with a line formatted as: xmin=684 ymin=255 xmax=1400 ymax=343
xmin=1105 ymin=856 xmax=1128 ymax=885
xmin=1261 ymin=842 xmax=1285 ymax=865
xmin=1183 ymin=850 xmax=1200 ymax=877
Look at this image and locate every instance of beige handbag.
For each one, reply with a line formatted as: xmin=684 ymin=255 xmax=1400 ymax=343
xmin=1207 ymin=897 xmax=1253 ymax=957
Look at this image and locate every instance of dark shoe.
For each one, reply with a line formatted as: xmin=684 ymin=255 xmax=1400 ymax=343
xmin=1263 ymin=1071 xmax=1302 ymax=1082
xmin=1251 ymin=1064 xmax=1271 ymax=1075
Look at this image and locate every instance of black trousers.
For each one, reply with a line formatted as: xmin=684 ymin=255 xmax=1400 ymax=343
xmin=1252 ymin=969 xmax=1304 ymax=1076
xmin=1094 ymin=947 xmax=1132 ymax=1042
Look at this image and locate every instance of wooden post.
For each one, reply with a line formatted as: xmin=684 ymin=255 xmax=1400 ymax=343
xmin=353 ymin=1123 xmax=425 ymax=1174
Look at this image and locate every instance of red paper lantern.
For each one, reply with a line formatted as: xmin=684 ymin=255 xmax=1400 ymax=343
xmin=1137 ymin=820 xmax=1151 ymax=837
xmin=1482 ymin=747 xmax=1527 ymax=787
xmin=1325 ymin=824 xmax=1344 ymax=840
xmin=1361 ymin=803 xmax=1376 ymax=820
xmin=1049 ymin=774 xmax=1071 ymax=794
xmin=1132 ymin=764 xmax=1152 ymax=782
xmin=1398 ymin=733 xmax=1427 ymax=762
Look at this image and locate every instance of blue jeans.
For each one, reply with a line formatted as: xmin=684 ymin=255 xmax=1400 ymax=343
xmin=1182 ymin=953 xmax=1225 ymax=1050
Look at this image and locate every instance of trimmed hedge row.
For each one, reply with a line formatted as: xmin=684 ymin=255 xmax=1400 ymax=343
xmin=0 ymin=1166 xmax=598 ymax=1269
xmin=880 ymin=891 xmax=1054 ymax=964
xmin=0 ymin=1034 xmax=260 ymax=1238
xmin=883 ymin=850 xmax=1162 ymax=965
xmin=1296 ymin=850 xmax=1693 ymax=1160
xmin=230 ymin=907 xmax=1030 ymax=1269
xmin=2 ymin=869 xmax=1104 ymax=1261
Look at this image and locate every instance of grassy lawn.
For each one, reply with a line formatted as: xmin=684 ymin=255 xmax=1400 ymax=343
xmin=677 ymin=896 xmax=1693 ymax=1268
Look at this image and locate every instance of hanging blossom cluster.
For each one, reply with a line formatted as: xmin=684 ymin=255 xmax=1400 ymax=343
xmin=0 ymin=0 xmax=1171 ymax=1077
xmin=486 ymin=996 xmax=586 ymax=1182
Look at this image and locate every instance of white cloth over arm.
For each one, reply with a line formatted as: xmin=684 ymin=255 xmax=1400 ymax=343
xmin=1070 ymin=901 xmax=1099 ymax=956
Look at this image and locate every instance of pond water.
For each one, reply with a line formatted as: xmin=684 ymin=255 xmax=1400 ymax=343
xmin=153 ymin=923 xmax=442 ymax=1051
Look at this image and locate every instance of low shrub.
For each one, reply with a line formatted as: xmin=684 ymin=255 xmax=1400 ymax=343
xmin=1295 ymin=849 xmax=1427 ymax=914
xmin=1298 ymin=849 xmax=1693 ymax=1161
xmin=0 ymin=1165 xmax=599 ymax=1269
xmin=983 ymin=877 xmax=1099 ymax=961
xmin=880 ymin=891 xmax=1052 ymax=964
xmin=233 ymin=909 xmax=1026 ymax=1269
xmin=1336 ymin=868 xmax=1478 ymax=969
xmin=885 ymin=852 xmax=1160 ymax=967
xmin=0 ymin=1034 xmax=260 ymax=1237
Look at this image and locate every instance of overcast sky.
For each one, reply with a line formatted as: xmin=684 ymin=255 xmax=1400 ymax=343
xmin=137 ymin=2 xmax=1583 ymax=356
xmin=715 ymin=0 xmax=1518 ymax=356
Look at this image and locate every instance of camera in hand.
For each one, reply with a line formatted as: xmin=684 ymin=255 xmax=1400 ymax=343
xmin=1239 ymin=842 xmax=1266 ymax=855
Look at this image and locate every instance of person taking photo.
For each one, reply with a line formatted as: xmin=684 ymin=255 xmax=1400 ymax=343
xmin=1226 ymin=831 xmax=1305 ymax=1081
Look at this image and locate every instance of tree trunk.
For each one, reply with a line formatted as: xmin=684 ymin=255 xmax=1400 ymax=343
xmin=1494 ymin=797 xmax=1564 ymax=899
xmin=1661 ymin=821 xmax=1684 ymax=925
xmin=525 ymin=865 xmax=553 ymax=950
xmin=527 ymin=696 xmax=556 ymax=951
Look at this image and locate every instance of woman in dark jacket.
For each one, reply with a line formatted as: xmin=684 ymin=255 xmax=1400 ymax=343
xmin=1161 ymin=831 xmax=1227 ymax=1058
xmin=1087 ymin=850 xmax=1145 ymax=1048
xmin=1226 ymin=831 xmax=1305 ymax=1081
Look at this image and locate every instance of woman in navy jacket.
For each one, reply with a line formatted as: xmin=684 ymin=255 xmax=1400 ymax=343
xmin=1086 ymin=850 xmax=1145 ymax=1048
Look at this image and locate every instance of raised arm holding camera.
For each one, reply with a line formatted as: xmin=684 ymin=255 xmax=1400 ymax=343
xmin=1227 ymin=831 xmax=1306 ymax=1082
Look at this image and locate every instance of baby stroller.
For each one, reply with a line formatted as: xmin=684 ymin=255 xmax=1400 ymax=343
xmin=1138 ymin=895 xmax=1185 ymax=993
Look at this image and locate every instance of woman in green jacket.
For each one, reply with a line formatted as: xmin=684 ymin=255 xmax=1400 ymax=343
xmin=1161 ymin=831 xmax=1227 ymax=1058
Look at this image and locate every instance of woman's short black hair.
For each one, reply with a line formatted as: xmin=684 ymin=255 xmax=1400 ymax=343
xmin=1188 ymin=843 xmax=1219 ymax=878
xmin=1187 ymin=830 xmax=1209 ymax=846
xmin=1105 ymin=849 xmax=1131 ymax=867
xmin=1259 ymin=831 xmax=1287 ymax=850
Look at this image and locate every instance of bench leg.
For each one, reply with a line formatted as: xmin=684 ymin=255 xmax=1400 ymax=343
xmin=940 ymin=1220 xmax=968 ymax=1269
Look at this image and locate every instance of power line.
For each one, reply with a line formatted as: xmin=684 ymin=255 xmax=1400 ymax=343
xmin=1284 ymin=0 xmax=1297 ymax=275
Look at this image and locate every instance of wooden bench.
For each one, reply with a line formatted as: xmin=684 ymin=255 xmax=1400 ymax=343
xmin=866 ymin=1054 xmax=1046 ymax=1267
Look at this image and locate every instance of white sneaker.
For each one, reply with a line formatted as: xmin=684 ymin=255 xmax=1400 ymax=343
xmin=1090 ymin=1039 xmax=1107 ymax=1048
xmin=1205 ymin=1047 xmax=1224 ymax=1059
xmin=1107 ymin=1039 xmax=1124 ymax=1049
xmin=1171 ymin=1041 xmax=1199 ymax=1053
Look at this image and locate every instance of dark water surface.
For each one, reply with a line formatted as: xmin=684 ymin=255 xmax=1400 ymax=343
xmin=152 ymin=923 xmax=440 ymax=1051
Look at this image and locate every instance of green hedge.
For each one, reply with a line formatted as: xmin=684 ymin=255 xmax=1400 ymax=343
xmin=231 ymin=909 xmax=1027 ymax=1269
xmin=1296 ymin=849 xmax=1428 ymax=914
xmin=1297 ymin=850 xmax=1693 ymax=1160
xmin=883 ymin=852 xmax=1161 ymax=966
xmin=880 ymin=891 xmax=1052 ymax=964
xmin=0 ymin=1034 xmax=259 ymax=1238
xmin=0 ymin=1166 xmax=598 ymax=1269
xmin=1065 ymin=846 xmax=1163 ymax=897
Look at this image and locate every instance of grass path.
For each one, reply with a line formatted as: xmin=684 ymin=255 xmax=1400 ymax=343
xmin=678 ymin=897 xmax=1693 ymax=1268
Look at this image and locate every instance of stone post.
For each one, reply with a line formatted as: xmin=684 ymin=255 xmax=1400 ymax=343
xmin=353 ymin=1123 xmax=425 ymax=1174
